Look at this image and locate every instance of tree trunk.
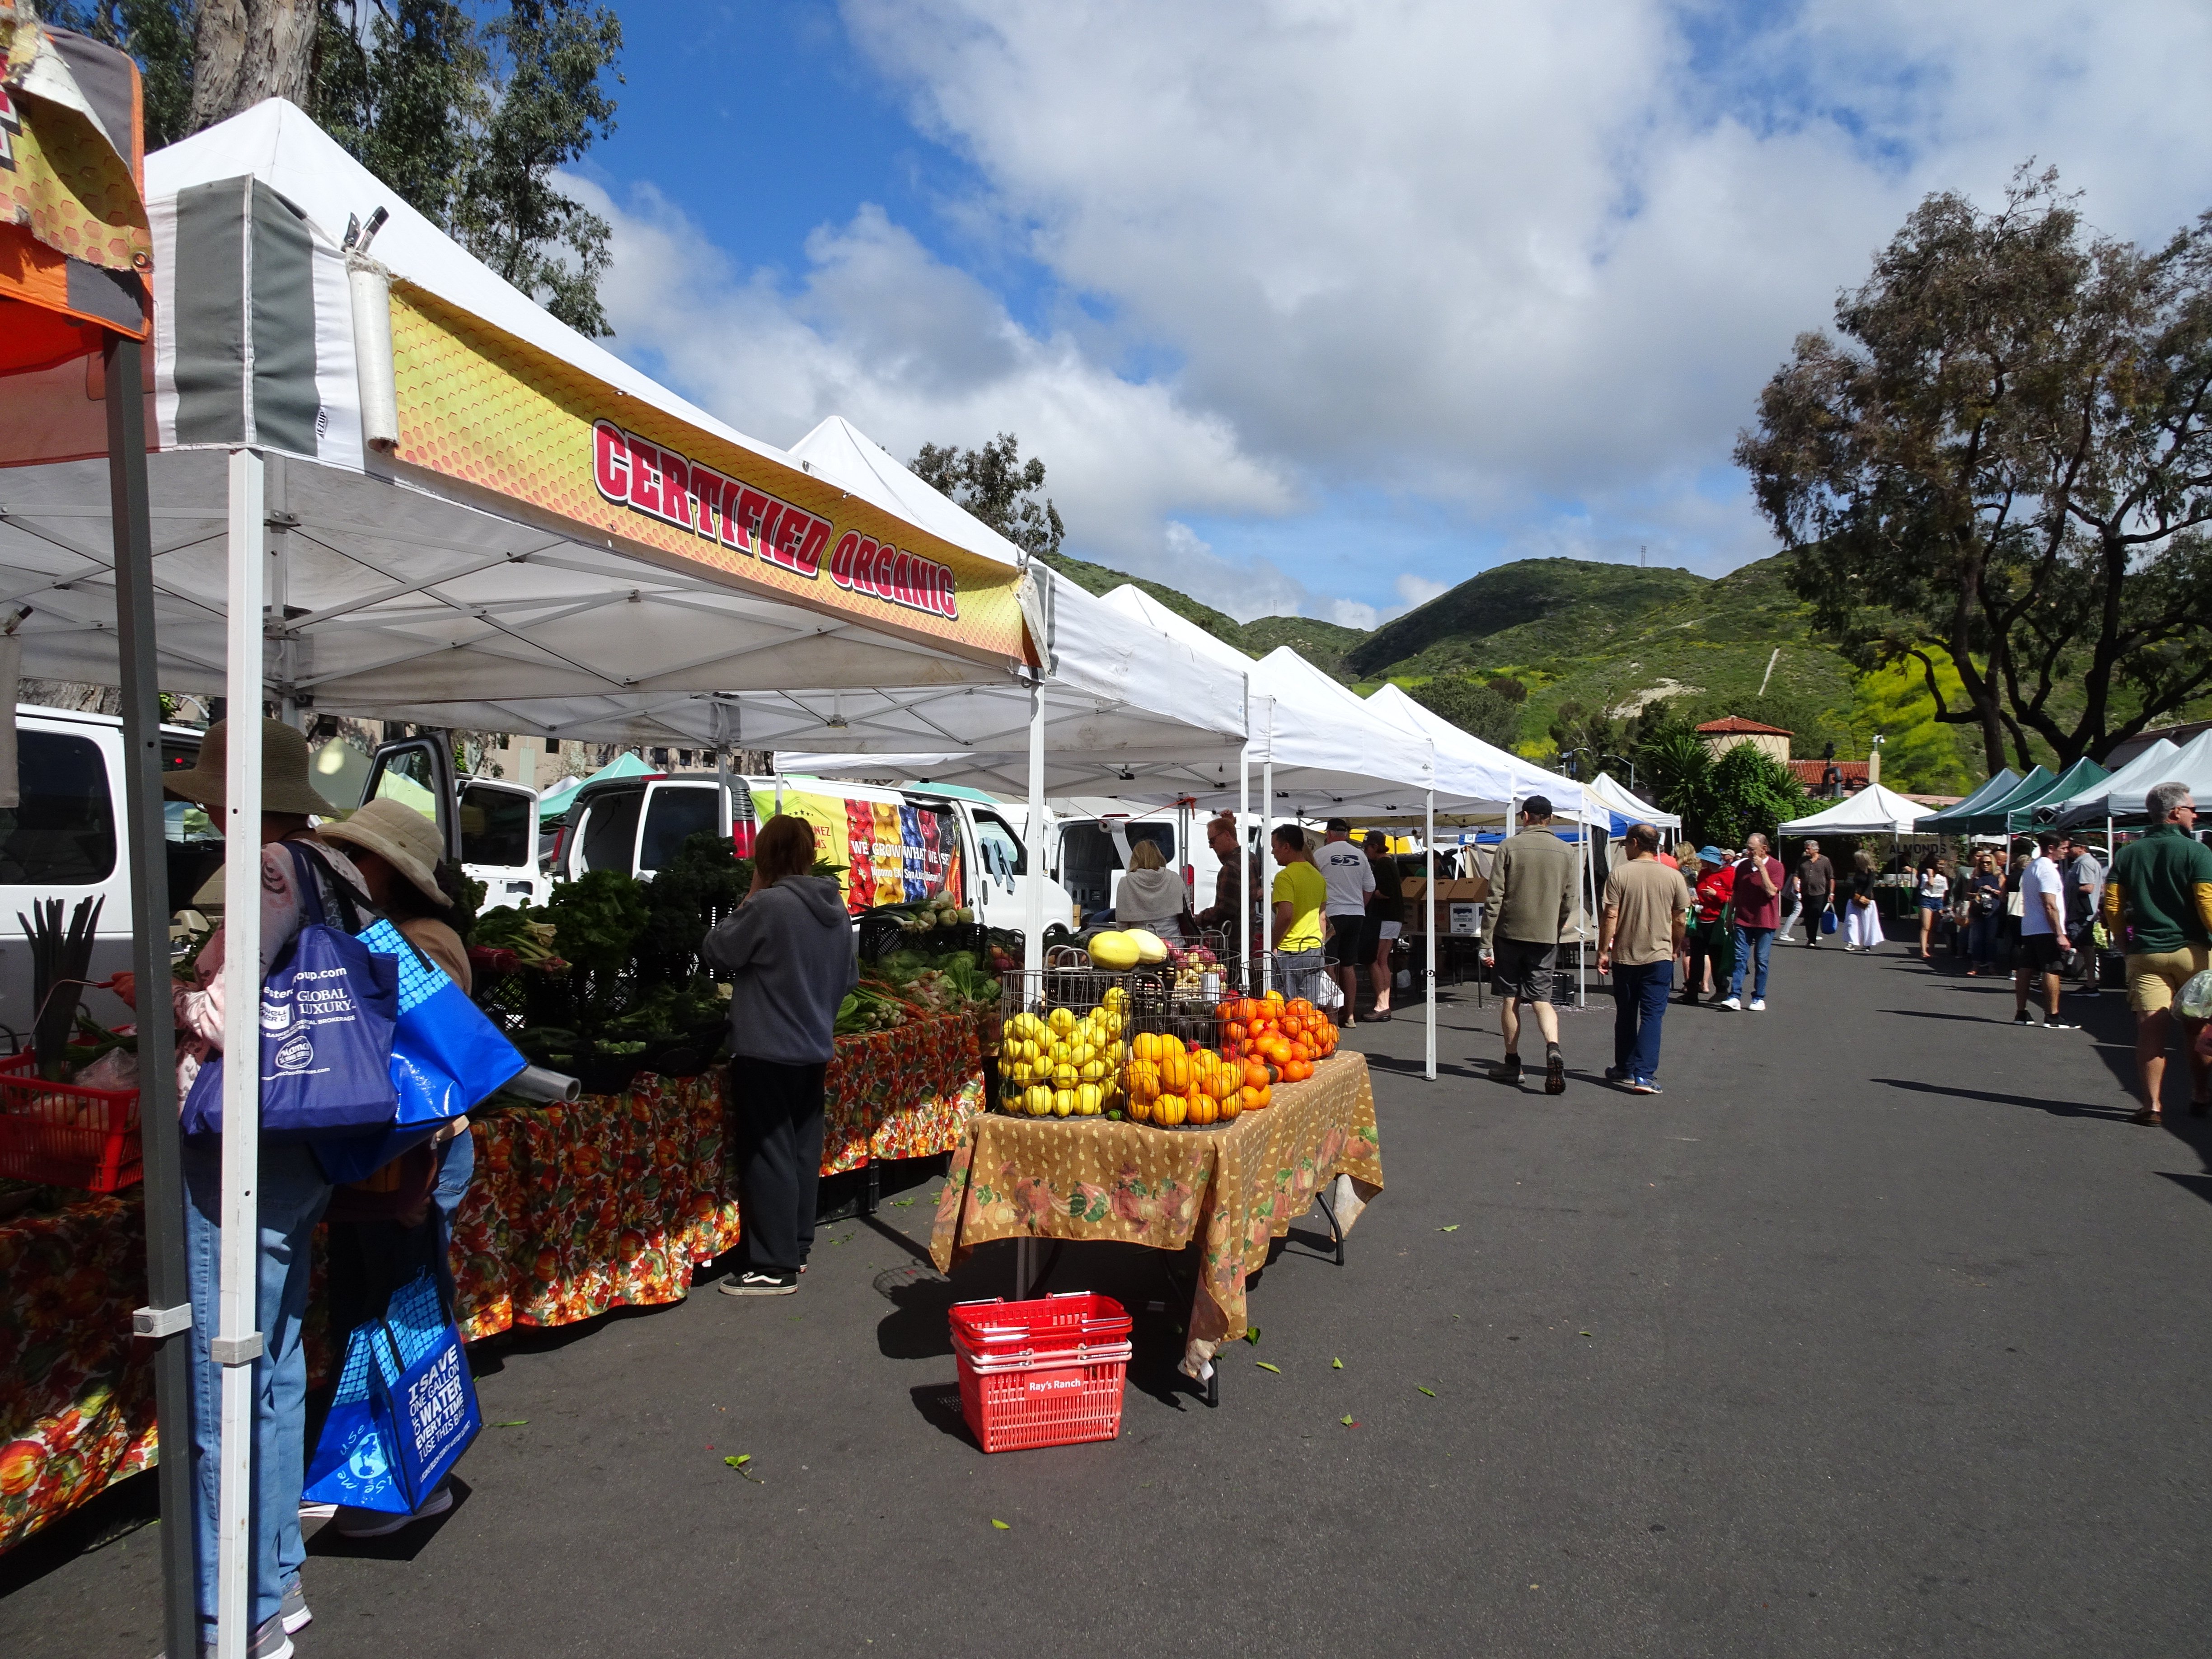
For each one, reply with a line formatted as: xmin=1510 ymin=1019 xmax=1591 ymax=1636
xmin=186 ymin=0 xmax=317 ymax=135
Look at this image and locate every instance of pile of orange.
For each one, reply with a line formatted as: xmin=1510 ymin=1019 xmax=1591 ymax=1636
xmin=1216 ymin=992 xmax=1336 ymax=1084
xmin=1124 ymin=1030 xmax=1265 ymax=1126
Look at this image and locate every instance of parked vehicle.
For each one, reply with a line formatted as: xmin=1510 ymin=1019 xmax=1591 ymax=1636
xmin=553 ymin=769 xmax=1075 ymax=935
xmin=0 ymin=704 xmax=216 ymax=1038
xmin=359 ymin=734 xmax=549 ymax=910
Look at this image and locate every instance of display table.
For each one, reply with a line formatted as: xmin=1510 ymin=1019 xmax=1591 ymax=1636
xmin=0 ymin=1009 xmax=989 ymax=1551
xmin=0 ymin=1190 xmax=159 ymax=1554
xmin=927 ymin=1052 xmax=1383 ymax=1372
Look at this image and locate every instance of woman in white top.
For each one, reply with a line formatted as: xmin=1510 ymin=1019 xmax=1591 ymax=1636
xmin=1916 ymin=857 xmax=1950 ymax=962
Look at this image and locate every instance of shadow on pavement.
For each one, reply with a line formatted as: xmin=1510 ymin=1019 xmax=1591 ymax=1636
xmin=306 ymin=1479 xmax=472 ymax=1563
xmin=2157 ymin=1172 xmax=2212 ymax=1209
xmin=1872 ymin=1076 xmax=2138 ymax=1123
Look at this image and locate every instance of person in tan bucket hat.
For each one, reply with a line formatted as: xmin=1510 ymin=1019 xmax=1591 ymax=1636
xmin=318 ymin=797 xmax=471 ymax=990
xmin=163 ymin=714 xmax=339 ymax=827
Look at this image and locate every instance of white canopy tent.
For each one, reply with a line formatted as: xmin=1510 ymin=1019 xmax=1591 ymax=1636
xmin=2053 ymin=732 xmax=2212 ymax=825
xmin=0 ymin=99 xmax=1256 ymax=1648
xmin=1778 ymin=782 xmax=1932 ymax=835
xmin=1362 ymin=682 xmax=1596 ymax=826
xmin=1584 ymin=769 xmax=1680 ymax=834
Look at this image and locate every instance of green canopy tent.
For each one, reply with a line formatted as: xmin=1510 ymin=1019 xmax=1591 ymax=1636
xmin=1998 ymin=757 xmax=2108 ymax=834
xmin=1925 ymin=765 xmax=2051 ymax=837
xmin=537 ymin=750 xmax=653 ymax=822
xmin=1917 ymin=767 xmax=2023 ymax=835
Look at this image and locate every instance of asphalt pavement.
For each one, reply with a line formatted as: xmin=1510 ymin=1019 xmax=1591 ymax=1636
xmin=7 ymin=934 xmax=2212 ymax=1658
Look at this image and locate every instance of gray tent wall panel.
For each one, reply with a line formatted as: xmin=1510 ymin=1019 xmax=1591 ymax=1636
xmin=169 ymin=176 xmax=322 ymax=455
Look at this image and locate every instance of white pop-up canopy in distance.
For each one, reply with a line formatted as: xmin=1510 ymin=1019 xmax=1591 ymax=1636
xmin=1778 ymin=782 xmax=1932 ymax=835
xmin=1583 ymin=769 xmax=1679 ymax=834
xmin=2047 ymin=737 xmax=2180 ymax=829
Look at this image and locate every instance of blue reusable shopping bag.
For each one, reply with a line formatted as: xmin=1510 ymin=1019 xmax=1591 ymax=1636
xmin=310 ymin=920 xmax=525 ymax=1184
xmin=1821 ymin=908 xmax=1839 ymax=935
xmin=304 ymin=1268 xmax=481 ymax=1515
xmin=180 ymin=844 xmax=400 ymax=1139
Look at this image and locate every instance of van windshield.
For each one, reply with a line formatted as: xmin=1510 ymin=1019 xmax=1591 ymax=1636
xmin=0 ymin=731 xmax=116 ymax=885
xmin=460 ymin=784 xmax=532 ymax=868
xmin=577 ymin=790 xmax=643 ymax=873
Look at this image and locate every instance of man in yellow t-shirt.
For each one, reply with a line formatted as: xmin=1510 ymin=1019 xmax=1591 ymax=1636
xmin=1270 ymin=823 xmax=1327 ymax=1002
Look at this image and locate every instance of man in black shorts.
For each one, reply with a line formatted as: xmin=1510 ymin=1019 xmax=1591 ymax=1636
xmin=1314 ymin=819 xmax=1376 ymax=1023
xmin=2012 ymin=829 xmax=2078 ymax=1030
xmin=1483 ymin=796 xmax=1579 ymax=1092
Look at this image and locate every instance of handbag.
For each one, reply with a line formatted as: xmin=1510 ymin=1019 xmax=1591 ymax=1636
xmin=180 ymin=842 xmax=400 ymax=1139
xmin=313 ymin=916 xmax=526 ymax=1185
xmin=1821 ymin=909 xmax=1839 ymax=935
xmin=2006 ymin=889 xmax=2025 ymax=918
xmin=304 ymin=1265 xmax=481 ymax=1515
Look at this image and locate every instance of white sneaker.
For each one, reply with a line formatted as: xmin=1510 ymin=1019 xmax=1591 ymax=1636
xmin=1719 ymin=996 xmax=1742 ymax=1011
xmin=1748 ymin=998 xmax=1766 ymax=1011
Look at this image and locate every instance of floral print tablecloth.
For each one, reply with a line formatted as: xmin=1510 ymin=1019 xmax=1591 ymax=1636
xmin=0 ymin=1012 xmax=988 ymax=1551
xmin=928 ymin=1053 xmax=1383 ymax=1373
xmin=0 ymin=1192 xmax=158 ymax=1555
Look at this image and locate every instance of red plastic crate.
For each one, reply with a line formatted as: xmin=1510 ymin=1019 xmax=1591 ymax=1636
xmin=950 ymin=1293 xmax=1133 ymax=1453
xmin=0 ymin=1050 xmax=141 ymax=1192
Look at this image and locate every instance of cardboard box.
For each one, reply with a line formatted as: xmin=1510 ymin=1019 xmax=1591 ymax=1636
xmin=1402 ymin=876 xmax=1489 ymax=934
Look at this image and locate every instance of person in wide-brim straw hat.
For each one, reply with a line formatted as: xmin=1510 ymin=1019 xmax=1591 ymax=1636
xmin=164 ymin=715 xmax=338 ymax=821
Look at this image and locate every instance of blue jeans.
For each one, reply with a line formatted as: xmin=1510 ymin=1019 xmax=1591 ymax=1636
xmin=182 ymin=1136 xmax=332 ymax=1637
xmin=1728 ymin=925 xmax=1776 ymax=1000
xmin=1612 ymin=959 xmax=1673 ymax=1081
xmin=431 ymin=1126 xmax=476 ymax=1312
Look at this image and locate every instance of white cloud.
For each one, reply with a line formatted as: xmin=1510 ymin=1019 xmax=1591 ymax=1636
xmin=571 ymin=178 xmax=1297 ymax=593
xmin=1394 ymin=574 xmax=1451 ymax=609
xmin=581 ymin=3 xmax=2212 ymax=627
xmin=830 ymin=0 xmax=2212 ymax=593
xmin=1326 ymin=598 xmax=1382 ymax=631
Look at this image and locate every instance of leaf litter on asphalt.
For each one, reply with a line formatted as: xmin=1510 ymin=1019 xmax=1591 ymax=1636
xmin=1244 ymin=1325 xmax=1261 ymax=1345
xmin=1255 ymin=1361 xmax=1281 ymax=1374
xmin=723 ymin=1454 xmax=763 ymax=1484
xmin=1438 ymin=1224 xmax=1460 ymax=1233
xmin=1332 ymin=1357 xmax=1343 ymax=1369
xmin=1417 ymin=1387 xmax=1437 ymax=1397
xmin=990 ymin=1518 xmax=1011 ymax=1531
xmin=489 ymin=1420 xmax=528 ymax=1428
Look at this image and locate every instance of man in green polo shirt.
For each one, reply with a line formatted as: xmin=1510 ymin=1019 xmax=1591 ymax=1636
xmin=2101 ymin=780 xmax=2212 ymax=1125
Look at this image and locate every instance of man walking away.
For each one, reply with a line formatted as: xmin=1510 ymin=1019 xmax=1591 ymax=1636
xmin=1363 ymin=830 xmax=1403 ymax=1020
xmin=1484 ymin=796 xmax=1578 ymax=1093
xmin=1723 ymin=834 xmax=1786 ymax=1010
xmin=2011 ymin=830 xmax=2077 ymax=1031
xmin=1269 ymin=824 xmax=1329 ymax=1005
xmin=1797 ymin=838 xmax=1835 ymax=947
xmin=1777 ymin=861 xmax=1804 ymax=944
xmin=2065 ymin=834 xmax=2106 ymax=998
xmin=2101 ymin=781 xmax=2212 ymax=1125
xmin=1600 ymin=823 xmax=1692 ymax=1094
xmin=1314 ymin=818 xmax=1376 ymax=1024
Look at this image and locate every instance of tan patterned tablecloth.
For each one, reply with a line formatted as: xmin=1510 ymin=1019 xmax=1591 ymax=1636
xmin=928 ymin=1053 xmax=1383 ymax=1372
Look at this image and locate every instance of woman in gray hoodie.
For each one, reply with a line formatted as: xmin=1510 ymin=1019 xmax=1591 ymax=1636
xmin=703 ymin=814 xmax=858 ymax=1295
xmin=1114 ymin=838 xmax=1190 ymax=940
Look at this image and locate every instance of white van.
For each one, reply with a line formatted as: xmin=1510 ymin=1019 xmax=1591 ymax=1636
xmin=555 ymin=769 xmax=1074 ymax=935
xmin=357 ymin=734 xmax=548 ymax=910
xmin=0 ymin=704 xmax=218 ymax=1038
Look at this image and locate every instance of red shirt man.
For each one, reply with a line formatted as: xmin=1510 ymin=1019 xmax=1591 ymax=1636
xmin=1732 ymin=842 xmax=1786 ymax=930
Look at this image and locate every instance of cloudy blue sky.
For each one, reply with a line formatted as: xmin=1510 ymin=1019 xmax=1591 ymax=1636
xmin=570 ymin=1 xmax=2212 ymax=629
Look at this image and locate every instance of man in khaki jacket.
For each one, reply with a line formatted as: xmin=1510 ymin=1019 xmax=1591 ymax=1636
xmin=1484 ymin=796 xmax=1579 ymax=1094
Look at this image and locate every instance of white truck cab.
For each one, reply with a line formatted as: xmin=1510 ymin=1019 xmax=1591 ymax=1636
xmin=0 ymin=704 xmax=217 ymax=1039
xmin=555 ymin=769 xmax=1075 ymax=936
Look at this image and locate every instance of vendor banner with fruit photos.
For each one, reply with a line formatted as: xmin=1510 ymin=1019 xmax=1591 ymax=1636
xmin=752 ymin=786 xmax=964 ymax=915
xmin=385 ymin=285 xmax=1031 ymax=666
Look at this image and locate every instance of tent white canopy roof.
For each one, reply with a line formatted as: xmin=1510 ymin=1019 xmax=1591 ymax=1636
xmin=1094 ymin=586 xmax=1470 ymax=815
xmin=1778 ymin=782 xmax=1931 ymax=834
xmin=2050 ymin=734 xmax=2203 ymax=825
xmin=1584 ymin=769 xmax=1680 ymax=832
xmin=0 ymin=103 xmax=1255 ymax=772
xmin=1363 ymin=682 xmax=1595 ymax=826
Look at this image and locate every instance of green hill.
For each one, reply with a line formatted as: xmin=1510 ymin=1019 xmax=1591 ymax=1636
xmin=1039 ymin=548 xmax=1980 ymax=791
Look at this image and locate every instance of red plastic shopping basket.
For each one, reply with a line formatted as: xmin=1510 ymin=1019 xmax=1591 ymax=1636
xmin=951 ymin=1293 xmax=1133 ymax=1453
xmin=0 ymin=1050 xmax=142 ymax=1192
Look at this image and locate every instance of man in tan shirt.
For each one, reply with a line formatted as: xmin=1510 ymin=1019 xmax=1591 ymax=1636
xmin=1598 ymin=822 xmax=1691 ymax=1095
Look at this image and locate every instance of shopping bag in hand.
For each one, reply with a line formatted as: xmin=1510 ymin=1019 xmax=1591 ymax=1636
xmin=1820 ymin=909 xmax=1839 ymax=935
xmin=304 ymin=1267 xmax=480 ymax=1515
xmin=313 ymin=920 xmax=525 ymax=1184
xmin=180 ymin=844 xmax=399 ymax=1138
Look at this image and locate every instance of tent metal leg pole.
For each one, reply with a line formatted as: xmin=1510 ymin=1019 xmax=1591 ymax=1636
xmin=1024 ymin=681 xmax=1045 ymax=978
xmin=1261 ymin=749 xmax=1275 ymax=998
xmin=216 ymin=447 xmax=268 ymax=1659
xmin=1425 ymin=788 xmax=1436 ymax=1082
xmin=106 ymin=335 xmax=197 ymax=1659
xmin=1238 ymin=743 xmax=1251 ymax=994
